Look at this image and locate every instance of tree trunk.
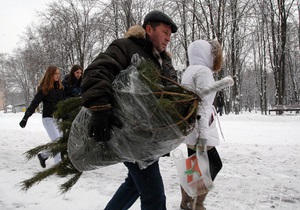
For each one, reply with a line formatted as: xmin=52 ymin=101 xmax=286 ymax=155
xmin=230 ymin=0 xmax=240 ymax=114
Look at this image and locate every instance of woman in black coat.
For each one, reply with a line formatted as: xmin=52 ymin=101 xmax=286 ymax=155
xmin=62 ymin=65 xmax=83 ymax=98
xmin=19 ymin=65 xmax=65 ymax=168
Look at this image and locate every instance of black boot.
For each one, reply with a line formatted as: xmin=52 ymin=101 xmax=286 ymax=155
xmin=37 ymin=154 xmax=48 ymax=168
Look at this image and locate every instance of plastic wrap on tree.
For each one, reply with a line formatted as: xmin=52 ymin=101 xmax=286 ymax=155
xmin=68 ymin=107 xmax=121 ymax=171
xmin=68 ymin=54 xmax=199 ymax=171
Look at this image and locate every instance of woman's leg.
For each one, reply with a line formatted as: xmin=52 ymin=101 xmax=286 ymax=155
xmin=42 ymin=117 xmax=62 ymax=164
xmin=207 ymin=147 xmax=222 ymax=181
xmin=180 ymin=185 xmax=193 ymax=210
xmin=192 ymin=192 xmax=207 ymax=210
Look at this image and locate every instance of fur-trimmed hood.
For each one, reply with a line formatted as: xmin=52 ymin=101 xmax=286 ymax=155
xmin=188 ymin=39 xmax=223 ymax=72
xmin=125 ymin=25 xmax=146 ymax=39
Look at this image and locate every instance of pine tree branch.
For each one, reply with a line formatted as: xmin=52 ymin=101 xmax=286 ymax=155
xmin=20 ymin=164 xmax=59 ymax=191
xmin=59 ymin=172 xmax=83 ymax=194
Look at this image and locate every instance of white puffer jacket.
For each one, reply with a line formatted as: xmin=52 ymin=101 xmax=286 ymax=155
xmin=181 ymin=40 xmax=220 ymax=146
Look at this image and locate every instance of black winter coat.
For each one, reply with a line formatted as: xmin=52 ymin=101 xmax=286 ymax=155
xmin=24 ymin=82 xmax=65 ymax=119
xmin=216 ymin=94 xmax=224 ymax=107
xmin=81 ymin=30 xmax=177 ymax=108
xmin=62 ymin=74 xmax=82 ymax=98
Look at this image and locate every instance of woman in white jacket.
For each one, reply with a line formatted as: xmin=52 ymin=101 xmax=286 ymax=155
xmin=180 ymin=39 xmax=223 ymax=210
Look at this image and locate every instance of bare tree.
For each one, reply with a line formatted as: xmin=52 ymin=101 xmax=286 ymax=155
xmin=267 ymin=0 xmax=295 ymax=109
xmin=255 ymin=0 xmax=269 ymax=114
xmin=36 ymin=0 xmax=107 ymax=70
xmin=298 ymin=0 xmax=300 ymax=49
xmin=1 ymin=0 xmax=299 ymax=115
xmin=104 ymin=0 xmax=147 ymax=39
xmin=1 ymin=49 xmax=42 ymax=107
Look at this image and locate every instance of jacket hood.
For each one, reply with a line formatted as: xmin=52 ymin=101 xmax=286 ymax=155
xmin=188 ymin=40 xmax=213 ymax=68
xmin=188 ymin=39 xmax=222 ymax=72
xmin=125 ymin=25 xmax=146 ymax=39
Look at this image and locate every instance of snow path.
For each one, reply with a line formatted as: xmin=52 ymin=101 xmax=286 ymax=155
xmin=0 ymin=112 xmax=299 ymax=209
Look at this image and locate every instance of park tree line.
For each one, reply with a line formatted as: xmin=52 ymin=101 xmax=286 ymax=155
xmin=0 ymin=0 xmax=299 ymax=115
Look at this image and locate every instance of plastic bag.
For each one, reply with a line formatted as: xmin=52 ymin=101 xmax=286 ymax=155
xmin=172 ymin=145 xmax=213 ymax=197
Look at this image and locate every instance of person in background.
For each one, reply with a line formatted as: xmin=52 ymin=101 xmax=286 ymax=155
xmin=19 ymin=65 xmax=65 ymax=168
xmin=62 ymin=64 xmax=83 ymax=98
xmin=180 ymin=39 xmax=224 ymax=210
xmin=81 ymin=10 xmax=178 ymax=210
xmin=216 ymin=90 xmax=225 ymax=116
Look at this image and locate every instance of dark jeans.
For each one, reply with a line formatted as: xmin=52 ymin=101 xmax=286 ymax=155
xmin=217 ymin=106 xmax=223 ymax=116
xmin=104 ymin=161 xmax=166 ymax=210
xmin=187 ymin=147 xmax=222 ymax=181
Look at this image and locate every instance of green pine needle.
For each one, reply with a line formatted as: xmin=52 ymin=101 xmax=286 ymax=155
xmin=21 ymin=97 xmax=83 ymax=193
xmin=59 ymin=173 xmax=83 ymax=194
xmin=20 ymin=164 xmax=59 ymax=191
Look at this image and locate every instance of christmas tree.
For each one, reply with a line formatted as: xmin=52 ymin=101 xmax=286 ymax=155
xmin=21 ymin=97 xmax=83 ymax=193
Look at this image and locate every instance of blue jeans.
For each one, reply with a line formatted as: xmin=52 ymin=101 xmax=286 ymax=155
xmin=104 ymin=161 xmax=166 ymax=210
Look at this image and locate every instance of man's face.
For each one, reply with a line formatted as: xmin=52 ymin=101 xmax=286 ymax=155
xmin=146 ymin=23 xmax=172 ymax=52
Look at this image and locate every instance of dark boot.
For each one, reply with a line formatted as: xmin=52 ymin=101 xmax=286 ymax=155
xmin=180 ymin=186 xmax=193 ymax=210
xmin=37 ymin=154 xmax=48 ymax=168
xmin=192 ymin=192 xmax=207 ymax=210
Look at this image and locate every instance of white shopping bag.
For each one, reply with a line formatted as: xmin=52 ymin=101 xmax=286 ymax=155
xmin=172 ymin=145 xmax=213 ymax=197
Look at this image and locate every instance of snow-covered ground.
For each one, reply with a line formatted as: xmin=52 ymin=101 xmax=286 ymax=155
xmin=0 ymin=111 xmax=299 ymax=210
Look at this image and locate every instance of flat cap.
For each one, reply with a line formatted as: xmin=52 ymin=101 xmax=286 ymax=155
xmin=143 ymin=10 xmax=178 ymax=33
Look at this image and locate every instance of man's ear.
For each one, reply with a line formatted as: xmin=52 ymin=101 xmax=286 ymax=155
xmin=145 ymin=24 xmax=153 ymax=34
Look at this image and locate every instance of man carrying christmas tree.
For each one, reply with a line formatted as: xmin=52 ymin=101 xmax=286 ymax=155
xmin=81 ymin=10 xmax=178 ymax=210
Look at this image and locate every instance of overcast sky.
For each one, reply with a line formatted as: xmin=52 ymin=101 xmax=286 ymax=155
xmin=0 ymin=0 xmax=52 ymax=54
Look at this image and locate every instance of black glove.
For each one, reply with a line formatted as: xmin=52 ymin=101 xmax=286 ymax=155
xmin=19 ymin=118 xmax=27 ymax=128
xmin=89 ymin=109 xmax=122 ymax=142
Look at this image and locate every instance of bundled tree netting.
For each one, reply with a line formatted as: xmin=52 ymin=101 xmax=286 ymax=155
xmin=68 ymin=54 xmax=199 ymax=171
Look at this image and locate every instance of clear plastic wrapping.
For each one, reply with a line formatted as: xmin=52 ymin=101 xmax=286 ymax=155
xmin=68 ymin=55 xmax=198 ymax=171
xmin=67 ymin=107 xmax=121 ymax=171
